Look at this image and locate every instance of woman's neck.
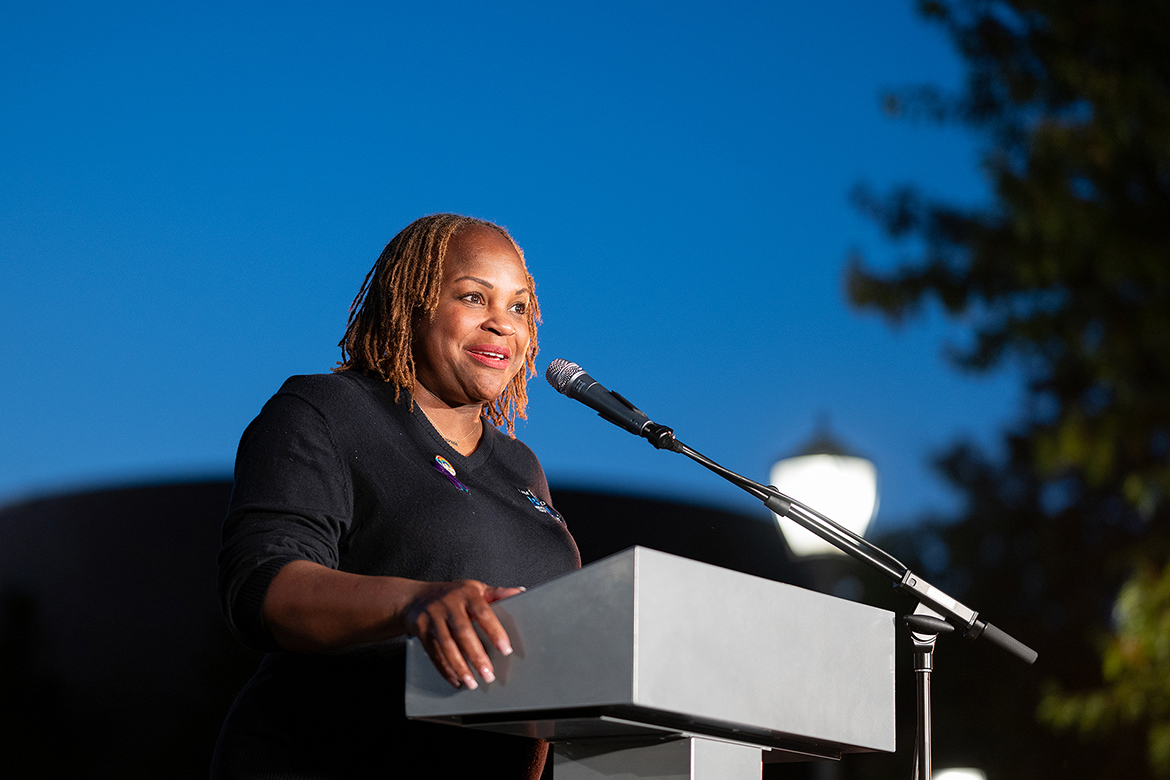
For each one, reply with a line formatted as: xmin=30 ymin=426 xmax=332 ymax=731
xmin=411 ymin=384 xmax=485 ymax=454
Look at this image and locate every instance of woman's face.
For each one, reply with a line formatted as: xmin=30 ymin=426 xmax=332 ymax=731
xmin=412 ymin=227 xmax=532 ymax=409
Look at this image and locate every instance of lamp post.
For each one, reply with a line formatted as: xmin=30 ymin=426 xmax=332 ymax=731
xmin=771 ymin=426 xmax=879 ymax=778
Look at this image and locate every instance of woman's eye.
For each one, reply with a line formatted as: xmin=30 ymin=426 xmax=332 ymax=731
xmin=510 ymin=302 xmax=527 ymax=314
xmin=461 ymin=292 xmax=484 ymax=304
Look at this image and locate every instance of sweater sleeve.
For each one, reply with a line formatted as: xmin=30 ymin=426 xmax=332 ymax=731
xmin=217 ymin=390 xmax=354 ymax=651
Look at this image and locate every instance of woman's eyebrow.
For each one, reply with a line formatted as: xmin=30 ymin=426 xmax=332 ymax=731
xmin=453 ymin=275 xmax=493 ymax=288
xmin=453 ymin=275 xmax=529 ymax=295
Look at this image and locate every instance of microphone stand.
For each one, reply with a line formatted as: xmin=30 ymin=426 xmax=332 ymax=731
xmin=629 ymin=416 xmax=1038 ymax=780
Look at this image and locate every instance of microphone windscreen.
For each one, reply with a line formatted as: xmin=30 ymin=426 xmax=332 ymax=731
xmin=545 ymin=359 xmax=581 ymax=394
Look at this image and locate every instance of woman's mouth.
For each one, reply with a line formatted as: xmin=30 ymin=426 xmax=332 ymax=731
xmin=466 ymin=345 xmax=512 ymax=368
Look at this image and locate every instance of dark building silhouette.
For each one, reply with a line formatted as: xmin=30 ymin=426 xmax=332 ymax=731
xmin=0 ymin=479 xmax=799 ymax=777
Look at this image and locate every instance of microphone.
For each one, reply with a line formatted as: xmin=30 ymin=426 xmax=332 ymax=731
xmin=545 ymin=359 xmax=680 ymax=451
xmin=545 ymin=359 xmax=651 ymax=435
xmin=546 ymin=362 xmax=1037 ymax=666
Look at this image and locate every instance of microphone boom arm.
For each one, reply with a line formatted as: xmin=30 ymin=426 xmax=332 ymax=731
xmin=634 ymin=426 xmax=1037 ymax=665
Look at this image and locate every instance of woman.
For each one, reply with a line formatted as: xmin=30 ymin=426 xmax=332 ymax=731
xmin=213 ymin=214 xmax=581 ymax=779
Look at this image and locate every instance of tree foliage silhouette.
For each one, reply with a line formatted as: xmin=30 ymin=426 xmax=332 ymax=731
xmin=849 ymin=0 xmax=1170 ymax=777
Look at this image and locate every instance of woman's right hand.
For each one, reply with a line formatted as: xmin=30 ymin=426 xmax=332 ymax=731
xmin=267 ymin=561 xmax=524 ymax=687
xmin=262 ymin=561 xmax=520 ymax=689
xmin=404 ymin=580 xmax=523 ymax=690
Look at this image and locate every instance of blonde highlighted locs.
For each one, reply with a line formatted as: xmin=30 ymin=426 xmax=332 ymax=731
xmin=334 ymin=214 xmax=540 ymax=436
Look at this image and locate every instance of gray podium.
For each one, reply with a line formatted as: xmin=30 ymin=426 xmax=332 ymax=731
xmin=406 ymin=547 xmax=896 ymax=779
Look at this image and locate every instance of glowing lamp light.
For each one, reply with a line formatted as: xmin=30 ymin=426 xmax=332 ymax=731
xmin=770 ymin=432 xmax=879 ymax=558
xmin=934 ymin=770 xmax=986 ymax=780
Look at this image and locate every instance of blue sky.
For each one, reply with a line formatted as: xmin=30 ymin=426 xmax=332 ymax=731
xmin=1 ymin=1 xmax=1020 ymax=533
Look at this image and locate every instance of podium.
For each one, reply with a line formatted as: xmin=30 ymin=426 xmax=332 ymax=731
xmin=406 ymin=547 xmax=895 ymax=778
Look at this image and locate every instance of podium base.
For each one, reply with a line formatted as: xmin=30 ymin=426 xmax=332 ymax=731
xmin=554 ymin=736 xmax=761 ymax=780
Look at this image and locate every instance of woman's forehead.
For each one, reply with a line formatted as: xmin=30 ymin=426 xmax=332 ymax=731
xmin=443 ymin=228 xmax=529 ymax=287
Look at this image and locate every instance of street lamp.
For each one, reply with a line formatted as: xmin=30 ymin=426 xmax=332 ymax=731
xmin=770 ymin=428 xmax=879 ymax=558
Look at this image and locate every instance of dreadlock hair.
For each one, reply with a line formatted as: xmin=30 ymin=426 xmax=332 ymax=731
xmin=334 ymin=214 xmax=540 ymax=436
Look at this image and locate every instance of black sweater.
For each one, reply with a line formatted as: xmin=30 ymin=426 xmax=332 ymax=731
xmin=213 ymin=372 xmax=580 ymax=779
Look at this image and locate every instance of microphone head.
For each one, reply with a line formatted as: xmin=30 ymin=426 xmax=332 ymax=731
xmin=545 ymin=359 xmax=582 ymax=395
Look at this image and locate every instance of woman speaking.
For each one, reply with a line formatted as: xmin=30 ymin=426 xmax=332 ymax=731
xmin=213 ymin=214 xmax=581 ymax=779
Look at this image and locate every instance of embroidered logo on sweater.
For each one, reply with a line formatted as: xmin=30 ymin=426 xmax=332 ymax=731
xmin=518 ymin=488 xmax=563 ymax=522
xmin=433 ymin=455 xmax=469 ymax=493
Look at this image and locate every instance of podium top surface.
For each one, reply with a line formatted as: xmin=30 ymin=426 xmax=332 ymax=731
xmin=406 ymin=546 xmax=896 ymax=755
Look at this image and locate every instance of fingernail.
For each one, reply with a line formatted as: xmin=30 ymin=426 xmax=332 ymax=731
xmin=497 ymin=640 xmax=513 ymax=656
xmin=450 ymin=677 xmax=462 ymax=689
xmin=463 ymin=674 xmax=478 ymax=691
xmin=517 ymin=586 xmax=527 ymax=592
xmin=481 ymin=666 xmax=496 ymax=684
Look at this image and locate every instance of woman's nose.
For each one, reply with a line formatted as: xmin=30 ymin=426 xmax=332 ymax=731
xmin=482 ymin=313 xmax=516 ymax=336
